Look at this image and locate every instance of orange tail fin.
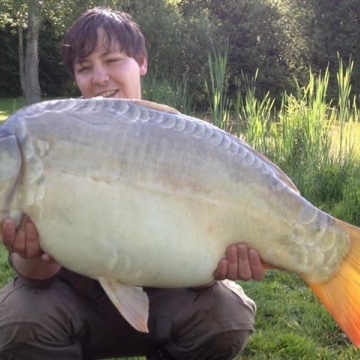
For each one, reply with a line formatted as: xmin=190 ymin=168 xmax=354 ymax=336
xmin=306 ymin=220 xmax=360 ymax=347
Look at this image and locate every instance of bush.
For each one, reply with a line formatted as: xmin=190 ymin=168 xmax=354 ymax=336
xmin=0 ymin=26 xmax=22 ymax=96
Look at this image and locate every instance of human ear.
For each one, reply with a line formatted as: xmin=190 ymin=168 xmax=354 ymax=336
xmin=140 ymin=57 xmax=148 ymax=76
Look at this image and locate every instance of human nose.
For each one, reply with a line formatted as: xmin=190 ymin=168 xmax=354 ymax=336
xmin=92 ymin=64 xmax=109 ymax=85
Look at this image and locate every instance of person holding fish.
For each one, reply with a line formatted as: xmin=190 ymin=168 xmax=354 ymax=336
xmin=0 ymin=7 xmax=264 ymax=360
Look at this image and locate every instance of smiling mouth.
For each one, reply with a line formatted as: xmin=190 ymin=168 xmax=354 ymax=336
xmin=95 ymin=90 xmax=118 ymax=98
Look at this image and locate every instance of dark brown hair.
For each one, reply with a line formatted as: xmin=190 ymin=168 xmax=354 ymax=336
xmin=62 ymin=7 xmax=147 ymax=76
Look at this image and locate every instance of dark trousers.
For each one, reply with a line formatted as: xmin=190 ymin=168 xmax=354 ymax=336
xmin=0 ymin=269 xmax=256 ymax=360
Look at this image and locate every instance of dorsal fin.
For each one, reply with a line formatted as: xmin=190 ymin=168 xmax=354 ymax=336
xmin=132 ymin=100 xmax=181 ymax=114
xmin=248 ymin=144 xmax=300 ymax=194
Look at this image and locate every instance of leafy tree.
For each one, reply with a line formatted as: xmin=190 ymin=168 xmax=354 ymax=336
xmin=0 ymin=0 xmax=42 ymax=104
xmin=38 ymin=19 xmax=74 ymax=97
xmin=189 ymin=0 xmax=360 ymax=104
xmin=0 ymin=0 xmax=121 ymax=103
xmin=118 ymin=0 xmax=220 ymax=105
xmin=2 ymin=0 xmax=360 ymax=108
xmin=306 ymin=0 xmax=360 ymax=99
xmin=183 ymin=0 xmax=315 ymax=101
xmin=0 ymin=25 xmax=22 ymax=96
xmin=0 ymin=0 xmax=219 ymax=104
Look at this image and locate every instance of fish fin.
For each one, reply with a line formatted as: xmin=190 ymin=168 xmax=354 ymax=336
xmin=250 ymin=147 xmax=299 ymax=193
xmin=132 ymin=99 xmax=181 ymax=114
xmin=269 ymin=165 xmax=300 ymax=194
xmin=306 ymin=220 xmax=360 ymax=347
xmin=261 ymin=261 xmax=277 ymax=270
xmin=235 ymin=137 xmax=300 ymax=193
xmin=99 ymin=277 xmax=150 ymax=333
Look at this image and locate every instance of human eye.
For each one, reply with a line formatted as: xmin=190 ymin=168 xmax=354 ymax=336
xmin=105 ymin=52 xmax=124 ymax=63
xmin=106 ymin=57 xmax=121 ymax=64
xmin=74 ymin=63 xmax=90 ymax=74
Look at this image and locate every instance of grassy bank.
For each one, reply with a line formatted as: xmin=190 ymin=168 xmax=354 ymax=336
xmin=0 ymin=97 xmax=25 ymax=121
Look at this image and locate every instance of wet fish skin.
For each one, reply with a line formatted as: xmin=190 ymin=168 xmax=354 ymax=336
xmin=0 ymin=98 xmax=360 ymax=344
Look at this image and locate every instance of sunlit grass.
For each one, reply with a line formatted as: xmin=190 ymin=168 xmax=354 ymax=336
xmin=0 ymin=97 xmax=25 ymax=121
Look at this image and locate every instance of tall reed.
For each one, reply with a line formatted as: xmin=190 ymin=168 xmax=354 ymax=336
xmin=205 ymin=49 xmax=360 ymax=213
xmin=234 ymin=70 xmax=275 ymax=152
xmin=277 ymin=68 xmax=334 ymax=166
xmin=142 ymin=72 xmax=192 ymax=114
xmin=336 ymin=56 xmax=359 ymax=160
xmin=205 ymin=43 xmax=232 ymax=130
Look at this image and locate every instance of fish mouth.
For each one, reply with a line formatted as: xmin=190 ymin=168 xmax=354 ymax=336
xmin=95 ymin=90 xmax=119 ymax=98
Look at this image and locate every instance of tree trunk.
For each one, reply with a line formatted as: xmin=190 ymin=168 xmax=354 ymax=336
xmin=24 ymin=0 xmax=41 ymax=105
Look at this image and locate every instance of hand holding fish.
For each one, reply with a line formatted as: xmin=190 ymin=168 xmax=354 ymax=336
xmin=1 ymin=216 xmax=60 ymax=279
xmin=215 ymin=243 xmax=265 ymax=281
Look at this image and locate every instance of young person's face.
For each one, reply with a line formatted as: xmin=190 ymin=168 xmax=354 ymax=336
xmin=73 ymin=29 xmax=147 ymax=100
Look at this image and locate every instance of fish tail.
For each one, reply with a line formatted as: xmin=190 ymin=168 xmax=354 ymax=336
xmin=307 ymin=220 xmax=360 ymax=347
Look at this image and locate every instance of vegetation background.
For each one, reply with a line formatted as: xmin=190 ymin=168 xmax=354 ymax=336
xmin=1 ymin=0 xmax=360 ymax=359
xmin=1 ymin=0 xmax=360 ymax=108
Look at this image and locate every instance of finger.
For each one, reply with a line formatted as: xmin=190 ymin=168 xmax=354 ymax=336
xmin=249 ymin=249 xmax=265 ymax=280
xmin=1 ymin=218 xmax=16 ymax=250
xmin=236 ymin=243 xmax=252 ymax=281
xmin=13 ymin=220 xmax=27 ymax=256
xmin=214 ymin=258 xmax=228 ymax=280
xmin=24 ymin=221 xmax=41 ymax=258
xmin=41 ymin=252 xmax=56 ymax=263
xmin=226 ymin=245 xmax=240 ymax=280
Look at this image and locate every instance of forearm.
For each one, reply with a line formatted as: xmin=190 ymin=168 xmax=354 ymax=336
xmin=9 ymin=252 xmax=61 ymax=280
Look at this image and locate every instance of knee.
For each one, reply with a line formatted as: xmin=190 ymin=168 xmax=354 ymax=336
xmin=0 ymin=278 xmax=83 ymax=348
xmin=0 ymin=317 xmax=84 ymax=359
xmin=0 ymin=279 xmax=85 ymax=357
xmin=163 ymin=329 xmax=253 ymax=360
xmin=0 ymin=281 xmax=60 ymax=350
xmin=202 ymin=280 xmax=256 ymax=326
xmin=207 ymin=329 xmax=253 ymax=358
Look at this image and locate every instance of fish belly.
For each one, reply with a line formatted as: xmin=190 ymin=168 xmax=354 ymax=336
xmin=27 ymin=170 xmax=231 ymax=287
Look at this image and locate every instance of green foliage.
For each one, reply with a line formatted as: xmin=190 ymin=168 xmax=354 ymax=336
xmin=0 ymin=97 xmax=25 ymax=121
xmin=204 ymin=43 xmax=360 ymax=234
xmin=272 ymin=68 xmax=335 ymax=176
xmin=306 ymin=0 xmax=360 ymax=99
xmin=330 ymin=168 xmax=360 ymax=226
xmin=238 ymin=271 xmax=358 ymax=359
xmin=235 ymin=70 xmax=275 ymax=151
xmin=183 ymin=0 xmax=305 ymax=102
xmin=38 ymin=20 xmax=74 ymax=97
xmin=118 ymin=0 xmax=217 ymax=105
xmin=205 ymin=43 xmax=232 ymax=129
xmin=142 ymin=71 xmax=192 ymax=114
xmin=0 ymin=244 xmax=14 ymax=287
xmin=0 ymin=25 xmax=22 ymax=96
xmin=2 ymin=0 xmax=360 ymax=105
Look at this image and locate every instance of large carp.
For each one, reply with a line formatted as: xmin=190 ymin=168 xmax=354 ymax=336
xmin=0 ymin=98 xmax=360 ymax=345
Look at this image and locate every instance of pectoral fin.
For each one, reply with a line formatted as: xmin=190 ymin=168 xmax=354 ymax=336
xmin=0 ymin=135 xmax=21 ymax=184
xmin=99 ymin=277 xmax=150 ymax=333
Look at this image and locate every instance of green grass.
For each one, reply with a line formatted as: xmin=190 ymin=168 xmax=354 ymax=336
xmin=0 ymin=244 xmax=14 ymax=286
xmin=0 ymin=97 xmax=26 ymax=121
xmin=239 ymin=274 xmax=359 ymax=359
